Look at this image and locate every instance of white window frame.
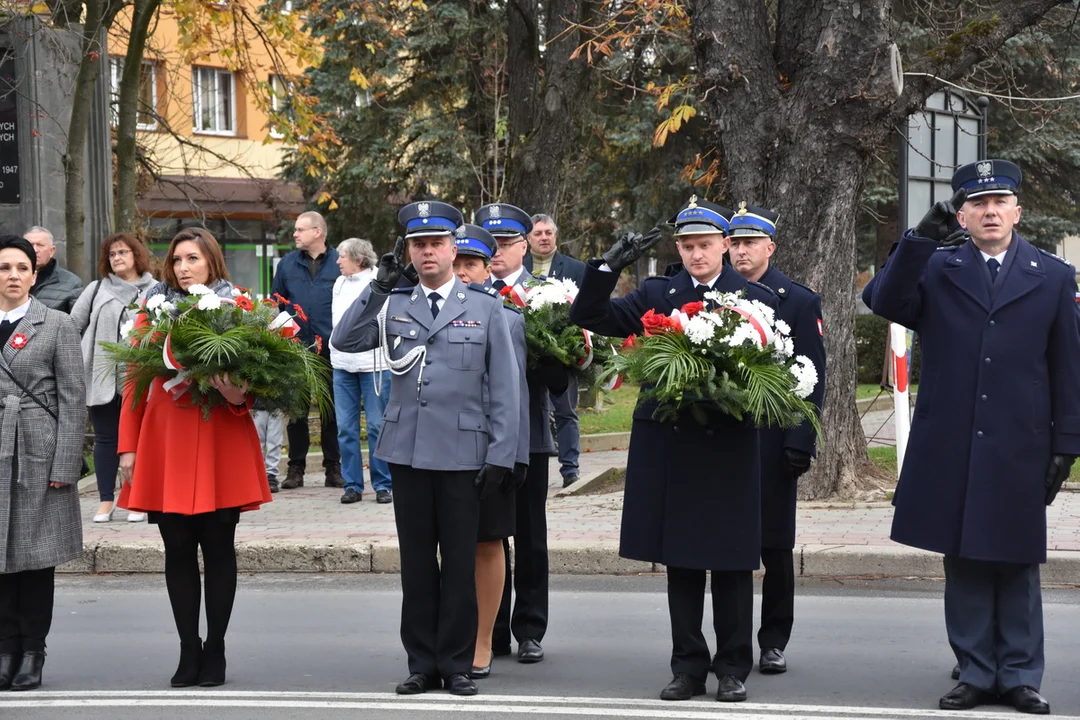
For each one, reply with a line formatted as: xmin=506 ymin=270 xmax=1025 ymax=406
xmin=109 ymin=57 xmax=158 ymax=131
xmin=192 ymin=66 xmax=237 ymax=136
xmin=268 ymin=74 xmax=289 ymax=139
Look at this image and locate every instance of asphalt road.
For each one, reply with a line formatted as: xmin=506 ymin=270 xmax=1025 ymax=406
xmin=4 ymin=574 xmax=1080 ymax=719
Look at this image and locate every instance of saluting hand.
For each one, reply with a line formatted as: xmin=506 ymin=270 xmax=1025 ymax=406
xmin=371 ymin=236 xmax=407 ymax=293
xmin=1045 ymin=454 xmax=1074 ymax=505
xmin=914 ymin=189 xmax=967 ymax=243
xmin=601 ymin=227 xmax=663 ymax=272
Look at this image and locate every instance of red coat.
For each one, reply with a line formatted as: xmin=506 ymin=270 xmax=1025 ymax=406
xmin=117 ymin=378 xmax=272 ymax=515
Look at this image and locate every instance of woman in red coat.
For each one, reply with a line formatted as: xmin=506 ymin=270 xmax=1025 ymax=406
xmin=117 ymin=228 xmax=272 ymax=688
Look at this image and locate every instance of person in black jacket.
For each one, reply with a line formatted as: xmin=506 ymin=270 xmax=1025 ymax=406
xmin=25 ymin=227 xmax=83 ymax=313
xmin=728 ymin=203 xmax=826 ymax=676
xmin=569 ymin=197 xmax=777 ymax=704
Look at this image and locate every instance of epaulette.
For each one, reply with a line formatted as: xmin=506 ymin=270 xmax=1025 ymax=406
xmin=501 ymin=303 xmax=523 ymax=314
xmin=1037 ymin=248 xmax=1073 ymax=267
xmin=934 ymin=245 xmax=960 ymax=252
xmin=390 ymin=286 xmax=414 ymax=293
xmin=790 ymin=279 xmax=819 ymax=296
xmin=468 ymin=282 xmax=499 ymax=296
xmin=747 ymin=280 xmax=777 ymax=298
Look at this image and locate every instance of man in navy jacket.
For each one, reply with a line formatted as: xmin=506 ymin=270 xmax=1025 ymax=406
xmin=868 ymin=160 xmax=1080 ymax=715
xmin=271 ymin=211 xmax=343 ymax=490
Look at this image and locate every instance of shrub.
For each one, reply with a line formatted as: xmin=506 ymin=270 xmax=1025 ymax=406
xmin=854 ymin=314 xmax=920 ymax=385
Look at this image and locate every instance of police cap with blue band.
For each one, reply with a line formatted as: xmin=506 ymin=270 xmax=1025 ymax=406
xmin=951 ymin=159 xmax=1022 ymax=200
xmin=667 ymin=196 xmax=732 ymax=236
xmin=398 ymin=200 xmax=464 ymax=239
xmin=454 ymin=224 xmax=497 ymax=260
xmin=729 ymin=202 xmax=779 ymax=239
xmin=475 ymin=203 xmax=533 ymax=238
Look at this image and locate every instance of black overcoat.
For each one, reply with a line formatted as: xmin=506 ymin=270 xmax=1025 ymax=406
xmin=569 ymin=261 xmax=776 ymax=570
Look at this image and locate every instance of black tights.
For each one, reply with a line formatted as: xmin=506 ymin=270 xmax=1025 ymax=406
xmin=157 ymin=515 xmax=238 ymax=646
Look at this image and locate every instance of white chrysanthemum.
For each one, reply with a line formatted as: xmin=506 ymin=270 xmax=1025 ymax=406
xmin=775 ymin=319 xmax=791 ymax=335
xmin=231 ymin=287 xmax=242 ymax=297
xmin=160 ymin=301 xmax=176 ymax=315
xmin=145 ymin=294 xmax=165 ymax=310
xmin=197 ymin=293 xmax=222 ymax=311
xmin=187 ymin=283 xmax=212 ymax=296
xmin=704 ymin=290 xmax=742 ymax=307
xmin=552 ymin=277 xmax=580 ymax=299
xmin=723 ymin=322 xmax=759 ymax=347
xmin=119 ymin=320 xmax=134 ymax=338
xmin=791 ymin=355 xmax=819 ymax=398
xmin=784 ymin=337 xmax=795 ymax=357
xmin=684 ymin=315 xmax=716 ymax=345
xmin=772 ymin=333 xmax=791 ymax=359
xmin=747 ymin=299 xmax=776 ymax=324
xmin=525 ymin=282 xmax=573 ymax=311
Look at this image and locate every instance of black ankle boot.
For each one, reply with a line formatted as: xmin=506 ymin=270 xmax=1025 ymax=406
xmin=198 ymin=641 xmax=226 ymax=687
xmin=0 ymin=653 xmax=18 ymax=690
xmin=10 ymin=651 xmax=45 ymax=691
xmin=170 ymin=640 xmax=202 ymax=687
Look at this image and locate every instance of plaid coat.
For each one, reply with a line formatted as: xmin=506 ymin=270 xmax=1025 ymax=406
xmin=0 ymin=300 xmax=87 ymax=573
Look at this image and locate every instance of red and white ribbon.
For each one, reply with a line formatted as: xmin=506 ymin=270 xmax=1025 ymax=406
xmin=270 ymin=311 xmax=301 ymax=338
xmin=506 ymin=285 xmax=528 ymax=309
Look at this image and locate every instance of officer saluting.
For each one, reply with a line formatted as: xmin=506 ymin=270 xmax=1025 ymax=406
xmin=331 ymin=202 xmax=520 ymax=697
xmin=868 ymin=160 xmax=1080 ymax=715
xmin=569 ymin=198 xmax=777 ymax=703
xmin=727 ymin=203 xmax=825 ymax=676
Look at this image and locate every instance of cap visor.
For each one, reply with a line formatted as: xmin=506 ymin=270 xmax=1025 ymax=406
xmin=675 ymin=223 xmax=727 ymax=237
xmin=963 ymin=188 xmax=1016 ymax=199
xmin=454 ymin=248 xmax=491 ymax=260
xmin=728 ymin=229 xmax=773 ymax=238
xmin=405 ymin=229 xmax=454 ymax=238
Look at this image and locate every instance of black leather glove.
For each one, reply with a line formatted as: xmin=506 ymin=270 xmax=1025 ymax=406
xmin=474 ymin=463 xmax=509 ymax=500
xmin=528 ymin=356 xmax=570 ymax=396
xmin=504 ymin=462 xmax=528 ymax=493
xmin=1045 ymin=454 xmax=1074 ymax=505
xmin=401 ymin=261 xmax=419 ymax=286
xmin=601 ymin=227 xmax=663 ymax=272
xmin=370 ymin=236 xmax=406 ymax=294
xmin=940 ymin=228 xmax=969 ymax=248
xmin=783 ymin=448 xmax=812 ymax=481
xmin=914 ymin=188 xmax=967 ymax=243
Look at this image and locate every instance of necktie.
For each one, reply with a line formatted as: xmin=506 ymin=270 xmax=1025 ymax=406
xmin=987 ymin=258 xmax=1000 ymax=283
xmin=695 ymin=284 xmax=709 ymax=302
xmin=492 ymin=279 xmax=506 ymax=290
xmin=429 ymin=292 xmax=441 ymax=319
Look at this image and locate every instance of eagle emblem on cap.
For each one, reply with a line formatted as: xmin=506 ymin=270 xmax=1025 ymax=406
xmin=455 ymin=226 xmax=466 ymax=238
xmin=736 ymin=201 xmax=748 ymax=216
xmin=490 ymin=205 xmax=502 ymax=219
xmin=687 ymin=195 xmax=698 ymax=209
xmin=976 ymin=161 xmax=993 ymax=178
xmin=418 ymin=202 xmax=430 ymax=218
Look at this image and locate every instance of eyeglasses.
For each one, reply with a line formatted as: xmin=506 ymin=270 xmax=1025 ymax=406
xmin=496 ymin=239 xmax=525 ymax=250
xmin=108 ymin=250 xmax=132 ymax=259
xmin=295 ymin=227 xmax=316 ymax=233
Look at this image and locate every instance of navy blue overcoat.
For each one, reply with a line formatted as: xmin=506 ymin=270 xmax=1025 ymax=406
xmin=756 ymin=266 xmax=826 ymax=550
xmin=869 ymin=232 xmax=1080 ymax=564
xmin=569 ymin=261 xmax=776 ymax=571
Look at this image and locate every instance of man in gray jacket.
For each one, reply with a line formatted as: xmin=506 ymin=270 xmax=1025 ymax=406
xmin=25 ymin=227 xmax=83 ymax=313
xmin=331 ymin=201 xmax=520 ymax=698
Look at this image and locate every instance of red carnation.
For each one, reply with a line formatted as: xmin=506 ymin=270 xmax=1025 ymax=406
xmin=314 ymin=335 xmax=324 ymax=354
xmin=621 ymin=333 xmax=638 ymax=349
xmin=235 ymin=296 xmax=254 ymax=311
xmin=680 ymin=301 xmax=705 ymax=318
xmin=499 ymin=286 xmax=513 ymax=297
xmin=293 ymin=303 xmax=309 ymax=322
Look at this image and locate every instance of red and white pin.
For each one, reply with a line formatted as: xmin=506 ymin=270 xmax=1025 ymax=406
xmin=10 ymin=333 xmax=27 ymax=350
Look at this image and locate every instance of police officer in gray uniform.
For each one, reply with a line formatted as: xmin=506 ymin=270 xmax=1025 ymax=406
xmin=331 ymin=201 xmax=520 ymax=698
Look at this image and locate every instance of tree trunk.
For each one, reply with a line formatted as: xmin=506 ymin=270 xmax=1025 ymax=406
xmin=505 ymin=0 xmax=598 ymax=214
xmin=62 ymin=0 xmax=111 ymax=278
xmin=115 ymin=0 xmax=161 ymax=232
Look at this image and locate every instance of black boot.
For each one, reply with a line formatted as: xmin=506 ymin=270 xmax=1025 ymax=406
xmin=198 ymin=641 xmax=226 ymax=687
xmin=10 ymin=651 xmax=45 ymax=691
xmin=170 ymin=640 xmax=202 ymax=687
xmin=0 ymin=653 xmax=18 ymax=690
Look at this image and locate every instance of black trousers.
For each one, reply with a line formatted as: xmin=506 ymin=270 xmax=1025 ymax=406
xmin=494 ymin=454 xmax=549 ymax=648
xmin=287 ymin=348 xmax=339 ymax=469
xmin=390 ymin=464 xmax=480 ymax=678
xmin=89 ymin=398 xmax=122 ymax=502
xmin=157 ymin=514 xmax=239 ymax=646
xmin=758 ymin=547 xmax=795 ymax=650
xmin=667 ymin=566 xmax=753 ymax=682
xmin=0 ymin=567 xmax=55 ymax=654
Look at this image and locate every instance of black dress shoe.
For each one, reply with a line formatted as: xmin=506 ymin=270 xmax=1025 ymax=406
xmin=0 ymin=653 xmax=18 ymax=690
xmin=1002 ymin=686 xmax=1050 ymax=714
xmin=759 ymin=647 xmax=787 ymax=674
xmin=170 ymin=640 xmax=202 ymax=687
xmin=197 ymin=641 xmax=226 ymax=687
xmin=376 ymin=489 xmax=393 ymax=504
xmin=446 ymin=673 xmax=478 ymax=696
xmin=341 ymin=488 xmax=362 ymax=504
xmin=9 ymin=651 xmax=45 ymax=691
xmin=267 ymin=476 xmax=279 ymax=494
xmin=716 ymin=675 xmax=747 ymax=702
xmin=517 ymin=638 xmax=544 ymax=664
xmin=951 ymin=663 xmax=960 ymax=680
xmin=395 ymin=672 xmax=440 ymax=695
xmin=939 ymin=683 xmax=993 ymax=710
xmin=659 ymin=673 xmax=706 ymax=701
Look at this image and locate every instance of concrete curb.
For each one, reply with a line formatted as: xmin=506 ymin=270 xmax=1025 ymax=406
xmin=57 ymin=540 xmax=1080 ymax=584
xmin=554 ymin=467 xmax=621 ymax=497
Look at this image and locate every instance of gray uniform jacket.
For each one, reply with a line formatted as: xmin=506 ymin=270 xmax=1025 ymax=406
xmin=0 ymin=300 xmax=87 ymax=573
xmin=331 ymin=277 xmax=520 ymax=471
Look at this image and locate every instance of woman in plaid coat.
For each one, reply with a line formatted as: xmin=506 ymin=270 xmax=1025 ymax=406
xmin=0 ymin=236 xmax=87 ymax=692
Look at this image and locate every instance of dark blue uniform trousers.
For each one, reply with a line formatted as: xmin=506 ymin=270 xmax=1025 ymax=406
xmin=944 ymin=556 xmax=1043 ymax=693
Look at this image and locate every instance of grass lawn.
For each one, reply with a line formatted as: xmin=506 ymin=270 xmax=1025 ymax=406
xmin=857 ymin=383 xmax=918 ymax=400
xmin=578 ymin=385 xmax=638 ymax=435
xmin=868 ymin=445 xmax=1080 ymax=483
